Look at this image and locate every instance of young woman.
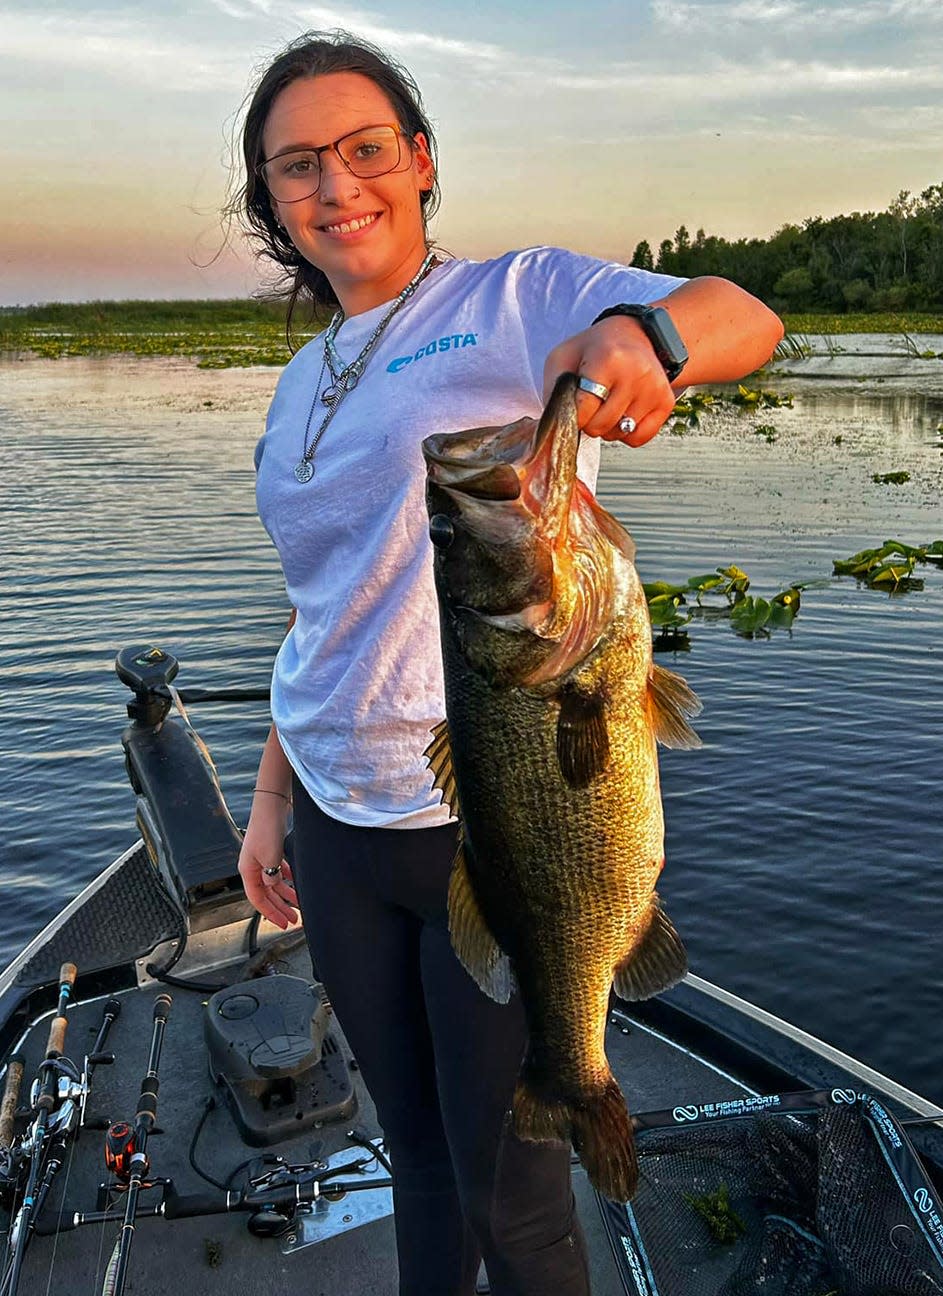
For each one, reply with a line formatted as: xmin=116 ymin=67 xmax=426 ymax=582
xmin=236 ymin=31 xmax=783 ymax=1296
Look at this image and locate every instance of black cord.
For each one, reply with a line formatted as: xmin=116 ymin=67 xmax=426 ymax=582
xmin=345 ymin=1127 xmax=393 ymax=1175
xmin=147 ymin=970 xmax=228 ymax=994
xmin=247 ymin=912 xmax=261 ymax=959
xmin=188 ymin=1096 xmax=228 ymax=1190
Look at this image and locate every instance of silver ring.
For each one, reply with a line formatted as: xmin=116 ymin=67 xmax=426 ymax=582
xmin=618 ymin=416 xmax=637 ymax=436
xmin=262 ymin=865 xmax=282 ymax=878
xmin=577 ymin=375 xmax=610 ymax=402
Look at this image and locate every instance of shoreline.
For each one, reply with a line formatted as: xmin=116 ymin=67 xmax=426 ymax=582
xmin=5 ymin=342 xmax=943 ymax=416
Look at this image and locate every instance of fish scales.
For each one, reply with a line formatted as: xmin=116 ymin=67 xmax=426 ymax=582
xmin=422 ymin=372 xmax=700 ymax=1200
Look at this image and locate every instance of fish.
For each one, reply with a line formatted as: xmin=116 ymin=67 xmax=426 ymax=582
xmin=421 ymin=371 xmax=701 ymax=1202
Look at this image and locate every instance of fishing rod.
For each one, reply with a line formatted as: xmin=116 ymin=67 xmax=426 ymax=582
xmin=40 ymin=1135 xmax=392 ymax=1242
xmin=0 ymin=963 xmax=77 ymax=1296
xmin=0 ymin=989 xmax=120 ymax=1296
xmin=100 ymin=992 xmax=172 ymax=1296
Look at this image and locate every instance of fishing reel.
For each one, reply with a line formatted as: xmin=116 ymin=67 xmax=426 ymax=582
xmin=240 ymin=1156 xmax=327 ymax=1238
xmin=28 ymin=1056 xmax=82 ymax=1111
xmin=104 ymin=1122 xmax=138 ymax=1183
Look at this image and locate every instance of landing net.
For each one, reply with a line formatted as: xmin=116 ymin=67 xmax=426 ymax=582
xmin=598 ymin=1090 xmax=943 ymax=1296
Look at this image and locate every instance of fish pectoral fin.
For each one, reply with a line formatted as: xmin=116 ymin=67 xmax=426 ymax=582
xmin=612 ymin=898 xmax=688 ymax=1001
xmin=555 ymin=688 xmax=610 ymax=787
xmin=648 ymin=663 xmax=702 ymax=749
xmin=447 ymin=837 xmax=514 ymax=1004
xmin=424 ymin=718 xmax=461 ymax=817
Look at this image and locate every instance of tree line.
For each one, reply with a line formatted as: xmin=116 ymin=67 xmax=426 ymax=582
xmin=633 ymin=183 xmax=943 ymax=313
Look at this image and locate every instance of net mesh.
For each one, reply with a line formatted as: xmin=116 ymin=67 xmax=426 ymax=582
xmin=616 ymin=1099 xmax=943 ymax=1296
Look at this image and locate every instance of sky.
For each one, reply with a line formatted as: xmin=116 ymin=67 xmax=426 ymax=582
xmin=2 ymin=0 xmax=942 ymax=305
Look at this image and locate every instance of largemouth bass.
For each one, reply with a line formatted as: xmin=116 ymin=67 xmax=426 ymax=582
xmin=422 ymin=372 xmax=701 ymax=1202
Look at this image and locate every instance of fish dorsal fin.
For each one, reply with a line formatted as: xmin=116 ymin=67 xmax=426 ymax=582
xmin=612 ymin=897 xmax=688 ymax=1002
xmin=556 ymin=687 xmax=610 ymax=787
xmin=424 ymin=719 xmax=461 ymax=817
xmin=447 ymin=835 xmax=514 ymax=1004
xmin=648 ymin=663 xmax=702 ymax=749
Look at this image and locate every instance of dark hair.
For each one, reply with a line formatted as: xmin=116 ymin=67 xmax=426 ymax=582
xmin=234 ymin=31 xmax=440 ymax=337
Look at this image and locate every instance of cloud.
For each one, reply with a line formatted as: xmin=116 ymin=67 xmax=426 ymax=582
xmin=207 ymin=0 xmax=514 ymax=65
xmin=551 ymin=56 xmax=943 ymax=99
xmin=1 ymin=11 xmax=248 ymax=93
xmin=652 ymin=0 xmax=943 ymax=30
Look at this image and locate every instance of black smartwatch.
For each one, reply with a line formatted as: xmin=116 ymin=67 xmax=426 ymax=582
xmin=591 ymin=304 xmax=688 ymax=382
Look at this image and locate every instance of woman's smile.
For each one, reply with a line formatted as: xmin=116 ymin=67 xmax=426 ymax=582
xmin=318 ymin=211 xmax=382 ymax=237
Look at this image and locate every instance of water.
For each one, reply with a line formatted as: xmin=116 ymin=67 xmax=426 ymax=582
xmin=2 ymin=351 xmax=942 ymax=1105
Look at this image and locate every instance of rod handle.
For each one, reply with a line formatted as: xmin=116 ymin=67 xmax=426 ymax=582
xmin=0 ymin=1053 xmax=25 ymax=1149
xmin=46 ymin=963 xmax=79 ymax=1058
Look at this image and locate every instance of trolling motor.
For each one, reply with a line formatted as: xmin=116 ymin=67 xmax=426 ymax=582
xmin=115 ymin=645 xmax=252 ymax=929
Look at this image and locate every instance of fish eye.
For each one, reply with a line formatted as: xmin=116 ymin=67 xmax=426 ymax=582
xmin=429 ymin=514 xmax=455 ymax=549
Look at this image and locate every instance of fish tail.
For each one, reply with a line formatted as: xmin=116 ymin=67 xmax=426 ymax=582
xmin=513 ymin=1071 xmax=638 ymax=1202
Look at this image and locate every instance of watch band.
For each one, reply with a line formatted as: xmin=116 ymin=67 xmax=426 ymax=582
xmin=591 ymin=304 xmax=688 ymax=382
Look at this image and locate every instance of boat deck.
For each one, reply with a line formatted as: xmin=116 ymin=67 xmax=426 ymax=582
xmin=5 ymin=841 xmax=943 ymax=1295
xmin=8 ymin=944 xmax=753 ymax=1295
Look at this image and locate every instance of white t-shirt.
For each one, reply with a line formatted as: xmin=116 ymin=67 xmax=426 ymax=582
xmin=255 ymin=246 xmax=686 ymax=827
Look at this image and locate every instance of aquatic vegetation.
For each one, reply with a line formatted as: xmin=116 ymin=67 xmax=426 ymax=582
xmin=672 ymin=391 xmax=717 ymax=428
xmin=774 ymin=333 xmax=812 ymax=361
xmin=730 ymin=588 xmax=802 ymax=637
xmin=872 ymin=471 xmax=911 ymax=485
xmin=683 ymin=1184 xmax=747 ymax=1245
xmin=754 ymin=423 xmax=778 ymax=443
xmin=730 ymin=384 xmax=794 ymax=413
xmin=901 ymin=332 xmax=943 ymax=360
xmin=0 ymin=299 xmax=323 ymax=368
xmin=833 ymin=539 xmax=943 ymax=592
xmin=645 ymin=565 xmax=802 ymax=644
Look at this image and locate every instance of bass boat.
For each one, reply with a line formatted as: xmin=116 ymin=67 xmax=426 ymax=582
xmin=2 ymin=646 xmax=942 ymax=1296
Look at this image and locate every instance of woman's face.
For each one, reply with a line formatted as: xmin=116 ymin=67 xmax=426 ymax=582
xmin=262 ymin=71 xmax=434 ymax=316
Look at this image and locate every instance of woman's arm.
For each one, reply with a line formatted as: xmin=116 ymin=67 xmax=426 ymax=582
xmin=544 ymin=275 xmax=784 ymax=446
xmin=237 ymin=609 xmax=301 ymax=930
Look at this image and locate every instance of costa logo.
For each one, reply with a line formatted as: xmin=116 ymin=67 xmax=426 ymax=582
xmin=672 ymin=1106 xmax=699 ymax=1122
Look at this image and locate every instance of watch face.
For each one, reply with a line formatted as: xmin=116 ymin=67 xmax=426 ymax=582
xmin=646 ymin=308 xmax=688 ymax=379
xmin=649 ymin=308 xmax=686 ymax=358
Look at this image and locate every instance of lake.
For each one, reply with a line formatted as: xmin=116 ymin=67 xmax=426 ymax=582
xmin=2 ymin=343 xmax=941 ymax=1105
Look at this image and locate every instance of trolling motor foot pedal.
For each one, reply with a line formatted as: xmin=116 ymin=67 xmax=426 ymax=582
xmin=204 ymin=975 xmax=356 ymax=1146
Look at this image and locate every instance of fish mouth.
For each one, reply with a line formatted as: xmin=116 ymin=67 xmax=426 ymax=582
xmin=423 ymin=417 xmax=535 ymax=501
xmin=424 ymin=461 xmax=522 ymax=501
xmin=422 ymin=373 xmax=582 ymax=506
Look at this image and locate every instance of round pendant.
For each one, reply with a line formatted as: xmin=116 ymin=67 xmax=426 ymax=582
xmin=294 ymin=459 xmax=314 ymax=483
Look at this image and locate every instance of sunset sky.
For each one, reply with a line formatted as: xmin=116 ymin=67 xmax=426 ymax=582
xmin=3 ymin=0 xmax=942 ymax=305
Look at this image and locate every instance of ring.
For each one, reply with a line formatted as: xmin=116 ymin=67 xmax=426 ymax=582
xmin=577 ymin=376 xmax=610 ymax=402
xmin=262 ymin=865 xmax=282 ymax=878
xmin=618 ymin=416 xmax=637 ymax=436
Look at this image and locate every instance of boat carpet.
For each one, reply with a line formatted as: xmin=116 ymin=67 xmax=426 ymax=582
xmin=13 ymin=845 xmax=185 ymax=991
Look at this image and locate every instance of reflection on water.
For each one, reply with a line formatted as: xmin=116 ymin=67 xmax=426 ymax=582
xmin=2 ymin=357 xmax=942 ymax=1104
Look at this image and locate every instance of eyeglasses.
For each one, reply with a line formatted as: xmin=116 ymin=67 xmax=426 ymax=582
xmin=257 ymin=124 xmax=413 ymax=203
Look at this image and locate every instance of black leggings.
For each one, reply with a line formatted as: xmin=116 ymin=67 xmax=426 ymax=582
xmin=291 ymin=781 xmax=591 ymax=1296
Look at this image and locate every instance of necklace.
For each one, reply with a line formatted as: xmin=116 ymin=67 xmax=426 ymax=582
xmin=293 ymin=251 xmax=438 ymax=484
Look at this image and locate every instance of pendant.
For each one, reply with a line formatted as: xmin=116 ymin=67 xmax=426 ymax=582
xmin=294 ymin=459 xmax=314 ymax=483
xmin=321 ymin=386 xmax=336 ymax=406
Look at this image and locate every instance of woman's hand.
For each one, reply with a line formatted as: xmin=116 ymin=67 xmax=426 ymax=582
xmin=543 ymin=314 xmax=677 ymax=447
xmin=238 ymin=797 xmax=300 ymax=930
xmin=543 ymin=277 xmax=785 ymax=447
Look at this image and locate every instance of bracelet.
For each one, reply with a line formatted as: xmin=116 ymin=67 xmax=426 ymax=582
xmin=254 ymin=787 xmax=292 ymax=804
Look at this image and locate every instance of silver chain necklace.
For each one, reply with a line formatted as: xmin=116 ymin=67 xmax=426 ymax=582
xmin=293 ymin=251 xmax=438 ymax=484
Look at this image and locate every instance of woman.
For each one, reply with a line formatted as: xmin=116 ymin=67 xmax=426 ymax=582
xmin=236 ymin=30 xmax=782 ymax=1296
